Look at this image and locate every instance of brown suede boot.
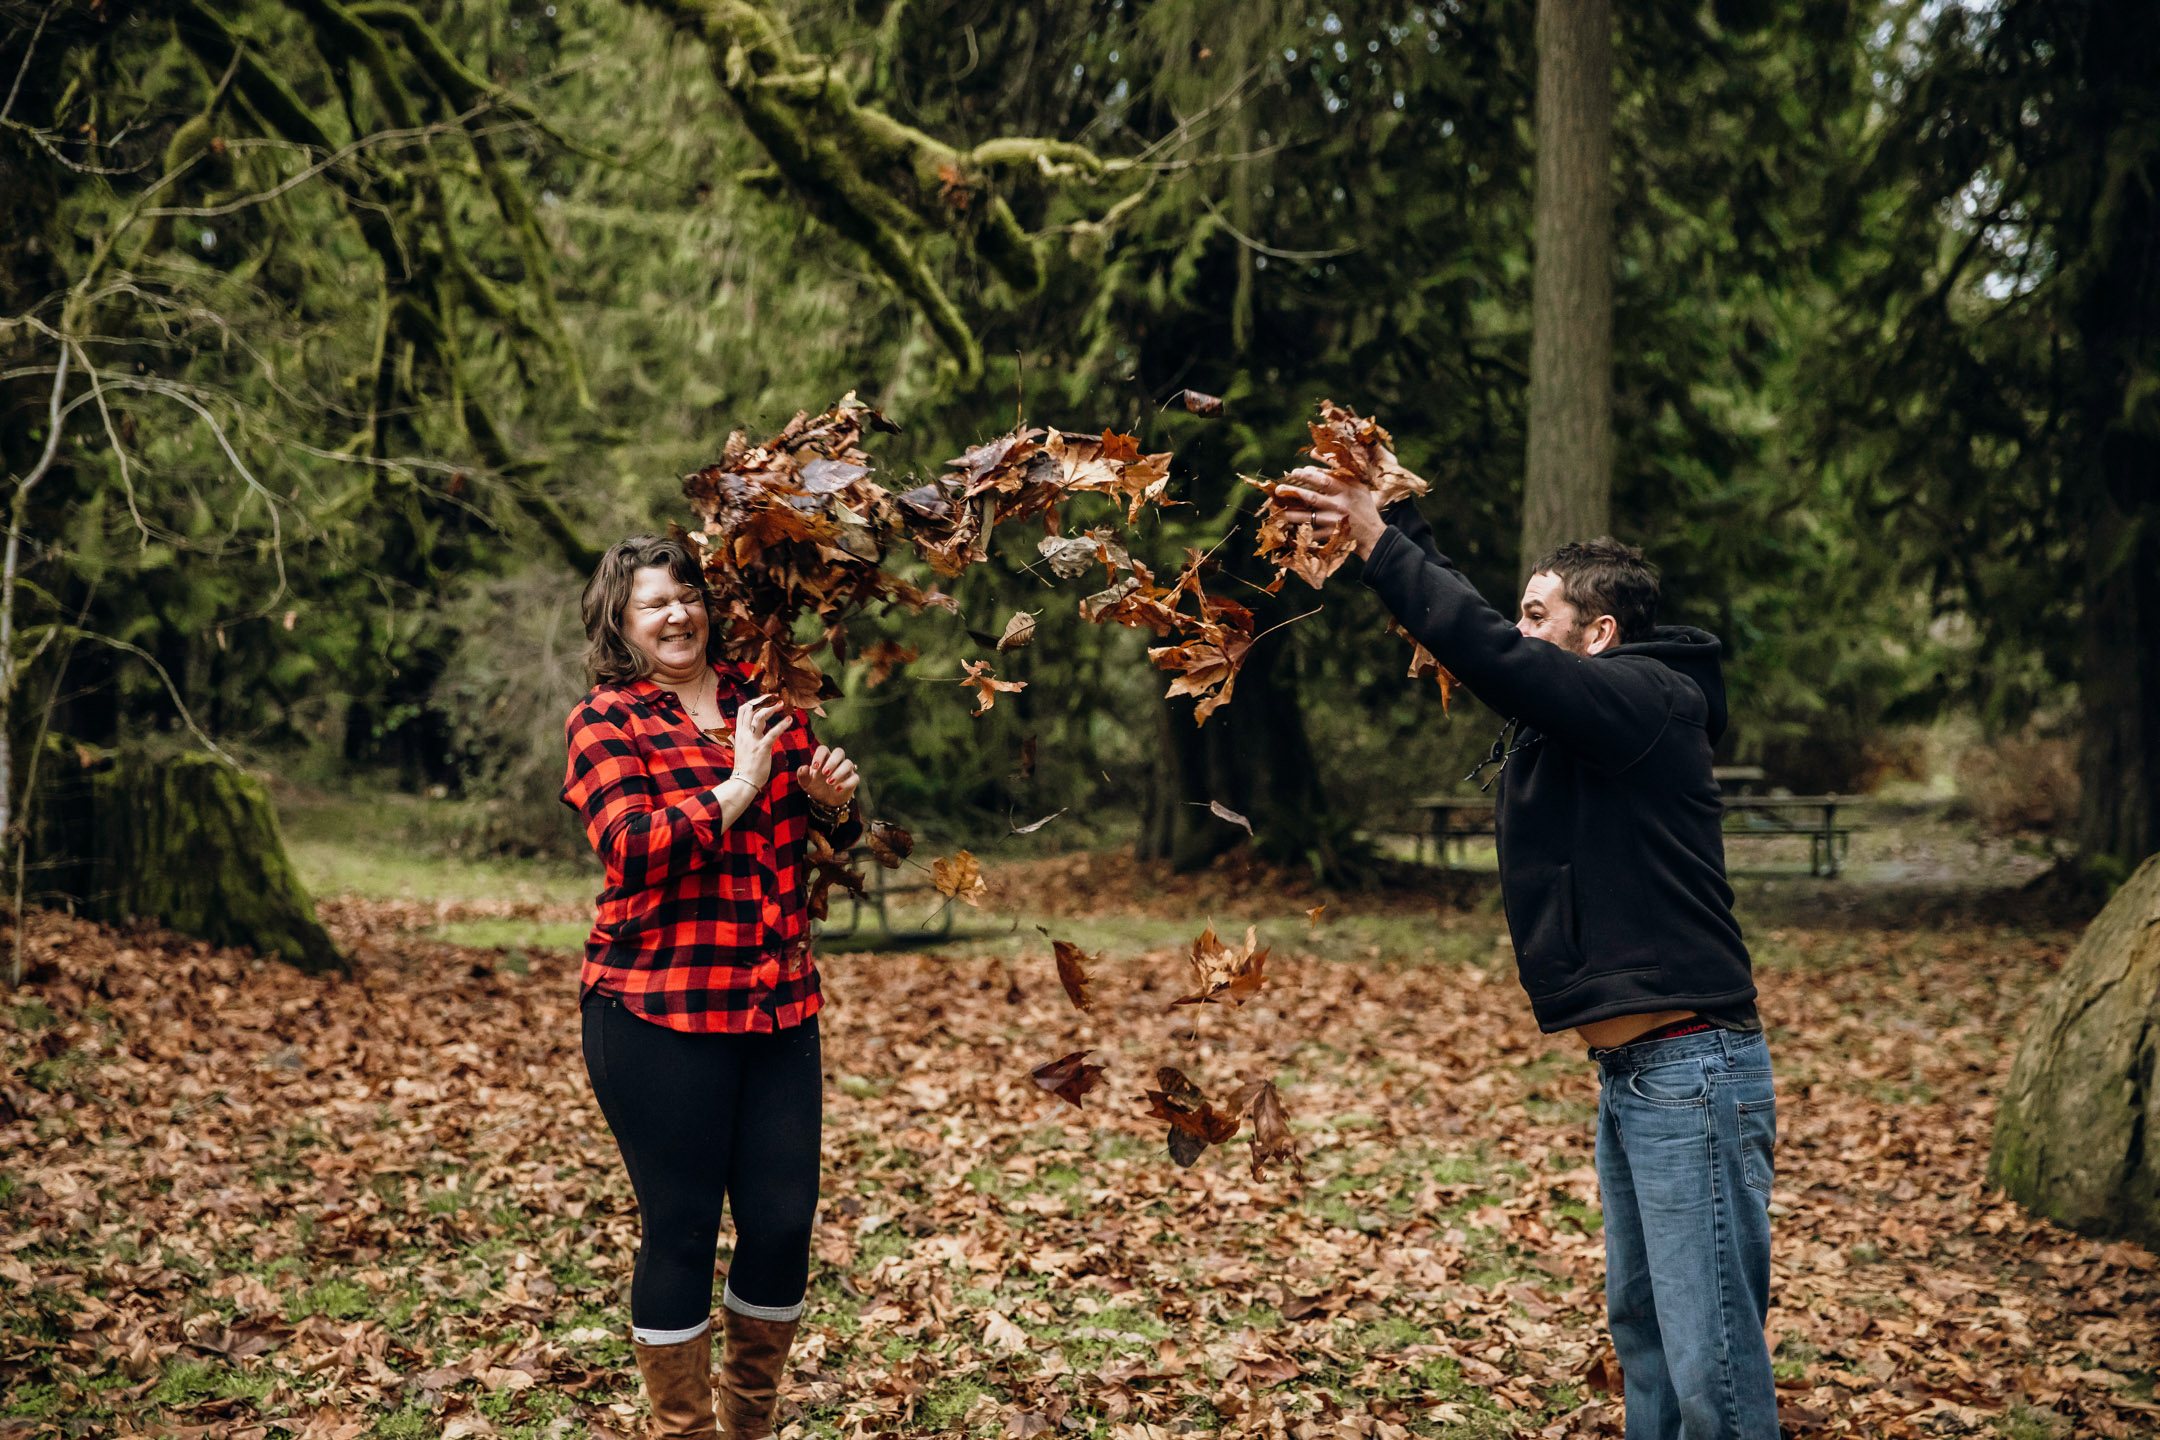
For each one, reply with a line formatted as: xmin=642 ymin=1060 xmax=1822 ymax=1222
xmin=632 ymin=1326 xmax=719 ymax=1440
xmin=716 ymin=1305 xmax=800 ymax=1440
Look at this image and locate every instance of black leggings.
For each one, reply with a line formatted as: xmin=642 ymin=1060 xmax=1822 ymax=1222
xmin=581 ymin=996 xmax=823 ymax=1331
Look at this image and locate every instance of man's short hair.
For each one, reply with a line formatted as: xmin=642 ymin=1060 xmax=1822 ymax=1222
xmin=1531 ymin=537 xmax=1661 ymax=645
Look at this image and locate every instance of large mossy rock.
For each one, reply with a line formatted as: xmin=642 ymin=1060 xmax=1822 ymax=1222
xmin=1989 ymin=853 xmax=2160 ymax=1247
xmin=32 ymin=744 xmax=343 ymax=974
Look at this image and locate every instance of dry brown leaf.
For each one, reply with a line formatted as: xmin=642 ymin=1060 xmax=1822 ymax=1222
xmin=1042 ymin=932 xmax=1097 ymax=1013
xmin=996 ymin=612 xmax=1038 ymax=652
xmin=1233 ymin=1078 xmax=1306 ymax=1182
xmin=931 ymin=850 xmax=988 ymax=907
xmin=959 ymin=660 xmax=1026 ymax=715
xmin=1030 ymin=1051 xmax=1107 ymax=1108
xmin=1170 ymin=924 xmax=1271 ymax=1008
xmin=1206 ymin=800 xmax=1253 ymax=835
xmin=1143 ymin=1066 xmax=1243 ymax=1167
xmin=866 ymin=819 xmax=914 ymax=869
xmin=859 ymin=640 xmax=919 ymax=688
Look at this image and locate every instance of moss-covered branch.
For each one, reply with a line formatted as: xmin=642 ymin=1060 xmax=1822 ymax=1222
xmin=174 ymin=0 xmax=602 ymax=575
xmin=351 ymin=0 xmax=591 ymax=407
xmin=632 ymin=0 xmax=1145 ymax=382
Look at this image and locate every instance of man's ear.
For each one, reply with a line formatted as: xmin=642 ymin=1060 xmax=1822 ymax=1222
xmin=1584 ymin=615 xmax=1620 ymax=656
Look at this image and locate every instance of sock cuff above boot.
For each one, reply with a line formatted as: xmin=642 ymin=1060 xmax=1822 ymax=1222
xmin=722 ymin=1284 xmax=804 ymax=1323
xmin=631 ymin=1317 xmax=712 ymax=1347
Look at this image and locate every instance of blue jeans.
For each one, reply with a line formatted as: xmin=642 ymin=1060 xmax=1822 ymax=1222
xmin=1593 ymin=1028 xmax=1779 ymax=1440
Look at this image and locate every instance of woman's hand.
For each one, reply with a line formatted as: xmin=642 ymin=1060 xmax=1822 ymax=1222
xmin=799 ymin=745 xmax=860 ymax=810
xmin=729 ymin=695 xmax=795 ymax=789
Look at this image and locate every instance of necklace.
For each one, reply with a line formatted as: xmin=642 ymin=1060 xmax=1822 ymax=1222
xmin=666 ymin=669 xmax=720 ymax=732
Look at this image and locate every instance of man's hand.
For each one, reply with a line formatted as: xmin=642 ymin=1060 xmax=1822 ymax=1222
xmin=1272 ymin=466 xmax=1389 ymax=559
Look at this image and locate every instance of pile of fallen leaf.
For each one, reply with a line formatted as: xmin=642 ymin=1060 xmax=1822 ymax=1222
xmin=4 ymin=891 xmax=2156 ymax=1440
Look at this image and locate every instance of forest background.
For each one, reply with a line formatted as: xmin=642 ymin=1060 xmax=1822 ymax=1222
xmin=2 ymin=0 xmax=2156 ymax=888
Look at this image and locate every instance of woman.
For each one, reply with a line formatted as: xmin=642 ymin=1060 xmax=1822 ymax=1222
xmin=564 ymin=535 xmax=860 ymax=1440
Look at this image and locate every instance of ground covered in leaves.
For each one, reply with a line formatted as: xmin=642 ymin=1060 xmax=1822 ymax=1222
xmin=3 ymin=862 xmax=2156 ymax=1440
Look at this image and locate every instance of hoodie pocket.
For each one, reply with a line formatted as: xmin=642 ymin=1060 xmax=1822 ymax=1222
xmin=1517 ymin=864 xmax=1589 ymax=999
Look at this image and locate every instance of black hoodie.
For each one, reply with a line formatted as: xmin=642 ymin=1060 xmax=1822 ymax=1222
xmin=1362 ymin=501 xmax=1756 ymax=1033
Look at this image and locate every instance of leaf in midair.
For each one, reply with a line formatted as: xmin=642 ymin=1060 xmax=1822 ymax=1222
xmin=1232 ymin=1078 xmax=1306 ymax=1182
xmin=866 ymin=820 xmax=914 ymax=869
xmin=996 ymin=612 xmax=1038 ymax=652
xmin=1037 ymin=928 xmax=1096 ymax=1012
xmin=859 ymin=640 xmax=919 ymax=688
xmin=1143 ymin=1066 xmax=1243 ymax=1167
xmin=1031 ymin=1051 xmax=1106 ymax=1108
xmin=1170 ymin=925 xmax=1271 ymax=1008
xmin=1037 ymin=534 xmax=1105 ymax=580
xmin=931 ymin=850 xmax=988 ymax=907
xmin=1179 ymin=389 xmax=1225 ymax=418
xmin=1247 ymin=399 xmax=1431 ymax=593
xmin=1389 ymin=620 xmax=1460 ymax=712
xmin=1019 ymin=735 xmax=1037 ymax=780
xmin=1012 ymin=808 xmax=1066 ymax=835
xmin=959 ymin=660 xmax=1026 ymax=715
xmin=1207 ymin=800 xmax=1253 ymax=835
xmin=803 ymin=831 xmax=868 ymax=921
xmin=1306 ymin=903 xmax=1327 ymax=930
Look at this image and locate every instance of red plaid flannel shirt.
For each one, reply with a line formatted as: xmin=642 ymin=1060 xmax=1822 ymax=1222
xmin=562 ymin=662 xmax=860 ymax=1033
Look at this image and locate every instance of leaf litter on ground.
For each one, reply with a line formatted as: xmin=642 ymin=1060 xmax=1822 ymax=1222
xmin=2 ymin=871 xmax=2155 ymax=1439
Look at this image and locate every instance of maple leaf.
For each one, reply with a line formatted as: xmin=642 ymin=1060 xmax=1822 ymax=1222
xmin=1170 ymin=924 xmax=1270 ymax=1008
xmin=803 ymin=831 xmax=867 ymax=922
xmin=858 ymin=640 xmax=918 ymax=688
xmin=1248 ymin=398 xmax=1432 ymax=592
xmin=1043 ymin=429 xmax=1122 ymax=493
xmin=865 ymin=820 xmax=914 ymax=869
xmin=1108 ymin=449 xmax=1174 ymax=523
xmin=950 ymin=427 xmax=1043 ymax=490
xmin=931 ymin=850 xmax=988 ymax=907
xmin=1179 ymin=389 xmax=1225 ymax=418
xmin=959 ymin=660 xmax=1026 ymax=714
xmin=1031 ymin=1051 xmax=1106 ymax=1109
xmin=1143 ymin=1066 xmax=1244 ymax=1167
xmin=996 ymin=613 xmax=1037 ymax=652
xmin=1149 ymin=628 xmax=1254 ymax=724
xmin=1232 ymin=1079 xmax=1306 ymax=1183
xmin=1306 ymin=903 xmax=1326 ymax=930
xmin=1389 ymin=620 xmax=1461 ymax=712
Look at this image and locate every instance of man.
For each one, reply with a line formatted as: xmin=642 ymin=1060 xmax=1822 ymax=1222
xmin=1277 ymin=468 xmax=1778 ymax=1440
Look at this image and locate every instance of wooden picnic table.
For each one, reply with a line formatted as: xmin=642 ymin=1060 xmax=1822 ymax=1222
xmin=813 ymin=844 xmax=956 ymax=943
xmin=1410 ymin=790 xmax=1862 ymax=877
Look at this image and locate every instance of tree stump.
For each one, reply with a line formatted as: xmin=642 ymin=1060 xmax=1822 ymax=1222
xmin=29 ymin=744 xmax=344 ymax=974
xmin=1989 ymin=853 xmax=2160 ymax=1246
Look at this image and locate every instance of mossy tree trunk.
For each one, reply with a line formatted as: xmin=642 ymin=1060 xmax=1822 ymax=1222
xmin=29 ymin=745 xmax=343 ymax=975
xmin=1989 ymin=852 xmax=2160 ymax=1247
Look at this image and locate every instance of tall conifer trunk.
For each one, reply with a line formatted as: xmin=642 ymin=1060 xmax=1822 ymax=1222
xmin=2069 ymin=0 xmax=2160 ymax=877
xmin=1521 ymin=0 xmax=1615 ymax=575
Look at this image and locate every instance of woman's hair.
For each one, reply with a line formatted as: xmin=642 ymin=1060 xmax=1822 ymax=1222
xmin=581 ymin=534 xmax=723 ymax=684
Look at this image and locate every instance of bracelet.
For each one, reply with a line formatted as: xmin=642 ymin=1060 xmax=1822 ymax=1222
xmin=717 ymin=775 xmax=759 ymax=803
xmin=809 ymin=796 xmax=854 ymax=827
